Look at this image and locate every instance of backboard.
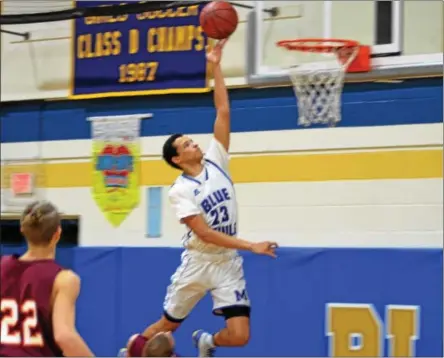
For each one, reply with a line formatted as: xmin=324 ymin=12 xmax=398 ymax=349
xmin=240 ymin=0 xmax=443 ymax=86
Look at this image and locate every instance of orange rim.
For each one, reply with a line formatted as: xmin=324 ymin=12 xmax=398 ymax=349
xmin=276 ymin=38 xmax=359 ymax=53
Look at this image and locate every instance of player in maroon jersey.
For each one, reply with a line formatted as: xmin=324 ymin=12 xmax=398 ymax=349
xmin=0 ymin=200 xmax=94 ymax=357
xmin=120 ymin=331 xmax=178 ymax=357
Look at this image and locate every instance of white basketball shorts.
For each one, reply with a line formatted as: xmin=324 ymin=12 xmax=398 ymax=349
xmin=163 ymin=252 xmax=250 ymax=321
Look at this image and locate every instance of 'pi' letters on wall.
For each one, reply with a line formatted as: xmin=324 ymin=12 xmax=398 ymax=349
xmin=326 ymin=303 xmax=420 ymax=357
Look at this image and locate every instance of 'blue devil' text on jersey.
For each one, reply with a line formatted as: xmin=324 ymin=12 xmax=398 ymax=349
xmin=168 ymin=138 xmax=238 ymax=255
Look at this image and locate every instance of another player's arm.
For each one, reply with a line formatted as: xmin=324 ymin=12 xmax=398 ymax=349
xmin=52 ymin=270 xmax=95 ymax=357
xmin=211 ymin=40 xmax=230 ymax=151
xmin=182 ymin=215 xmax=277 ymax=257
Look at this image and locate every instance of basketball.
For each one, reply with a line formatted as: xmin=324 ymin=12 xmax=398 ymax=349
xmin=200 ymin=1 xmax=239 ymax=40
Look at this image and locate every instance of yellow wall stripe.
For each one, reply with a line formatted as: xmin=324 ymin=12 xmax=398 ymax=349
xmin=1 ymin=149 xmax=442 ymax=189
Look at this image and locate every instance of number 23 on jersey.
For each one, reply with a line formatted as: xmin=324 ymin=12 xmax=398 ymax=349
xmin=1 ymin=299 xmax=44 ymax=347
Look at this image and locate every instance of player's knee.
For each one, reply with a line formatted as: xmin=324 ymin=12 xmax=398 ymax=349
xmin=158 ymin=315 xmax=181 ymax=332
xmin=229 ymin=328 xmax=250 ymax=346
xmin=223 ymin=312 xmax=250 ymax=346
xmin=226 ymin=319 xmax=250 ymax=346
xmin=144 ymin=316 xmax=180 ymax=340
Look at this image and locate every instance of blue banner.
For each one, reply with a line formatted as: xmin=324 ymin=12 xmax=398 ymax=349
xmin=70 ymin=1 xmax=211 ymax=99
xmin=3 ymin=246 xmax=441 ymax=356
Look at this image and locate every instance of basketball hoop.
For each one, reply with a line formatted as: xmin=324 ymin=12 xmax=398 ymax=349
xmin=277 ymin=38 xmax=363 ymax=127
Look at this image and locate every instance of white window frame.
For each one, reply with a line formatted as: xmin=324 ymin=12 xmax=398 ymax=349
xmin=372 ymin=0 xmax=403 ymax=56
xmin=254 ymin=0 xmax=404 ymax=64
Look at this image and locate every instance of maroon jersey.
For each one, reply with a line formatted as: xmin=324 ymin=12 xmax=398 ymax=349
xmin=0 ymin=255 xmax=64 ymax=357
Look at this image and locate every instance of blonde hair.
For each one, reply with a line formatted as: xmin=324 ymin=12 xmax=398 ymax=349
xmin=143 ymin=333 xmax=174 ymax=357
xmin=21 ymin=201 xmax=61 ymax=246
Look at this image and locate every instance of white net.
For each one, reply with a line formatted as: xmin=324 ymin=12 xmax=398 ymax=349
xmin=285 ymin=42 xmax=358 ymax=127
xmin=289 ymin=57 xmax=345 ymax=127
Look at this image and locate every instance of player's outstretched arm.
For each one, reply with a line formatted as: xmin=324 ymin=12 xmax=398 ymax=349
xmin=183 ymin=214 xmax=278 ymax=258
xmin=208 ymin=39 xmax=230 ymax=152
xmin=52 ymin=270 xmax=95 ymax=357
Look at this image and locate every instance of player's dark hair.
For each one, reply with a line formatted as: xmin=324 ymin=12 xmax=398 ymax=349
xmin=162 ymin=133 xmax=183 ymax=170
xmin=143 ymin=333 xmax=174 ymax=357
xmin=20 ymin=201 xmax=61 ymax=246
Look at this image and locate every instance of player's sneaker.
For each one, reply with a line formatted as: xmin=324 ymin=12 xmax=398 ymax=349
xmin=192 ymin=330 xmax=216 ymax=357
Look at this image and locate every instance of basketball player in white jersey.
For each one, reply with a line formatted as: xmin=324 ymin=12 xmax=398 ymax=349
xmin=124 ymin=39 xmax=278 ymax=358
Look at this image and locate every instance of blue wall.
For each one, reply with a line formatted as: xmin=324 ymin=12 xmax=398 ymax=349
xmin=1 ymin=78 xmax=443 ymax=143
xmin=2 ymin=246 xmax=442 ymax=357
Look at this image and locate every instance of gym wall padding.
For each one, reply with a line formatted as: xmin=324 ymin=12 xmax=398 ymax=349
xmin=1 ymin=246 xmax=443 ymax=357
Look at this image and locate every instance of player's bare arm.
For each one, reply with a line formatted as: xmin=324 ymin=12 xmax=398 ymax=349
xmin=208 ymin=39 xmax=230 ymax=151
xmin=182 ymin=214 xmax=278 ymax=258
xmin=52 ymin=270 xmax=95 ymax=357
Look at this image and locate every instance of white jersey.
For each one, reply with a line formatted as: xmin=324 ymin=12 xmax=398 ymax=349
xmin=168 ymin=138 xmax=238 ymax=256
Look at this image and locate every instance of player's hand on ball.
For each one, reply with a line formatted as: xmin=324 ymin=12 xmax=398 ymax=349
xmin=251 ymin=241 xmax=278 ymax=258
xmin=206 ymin=38 xmax=227 ymax=64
